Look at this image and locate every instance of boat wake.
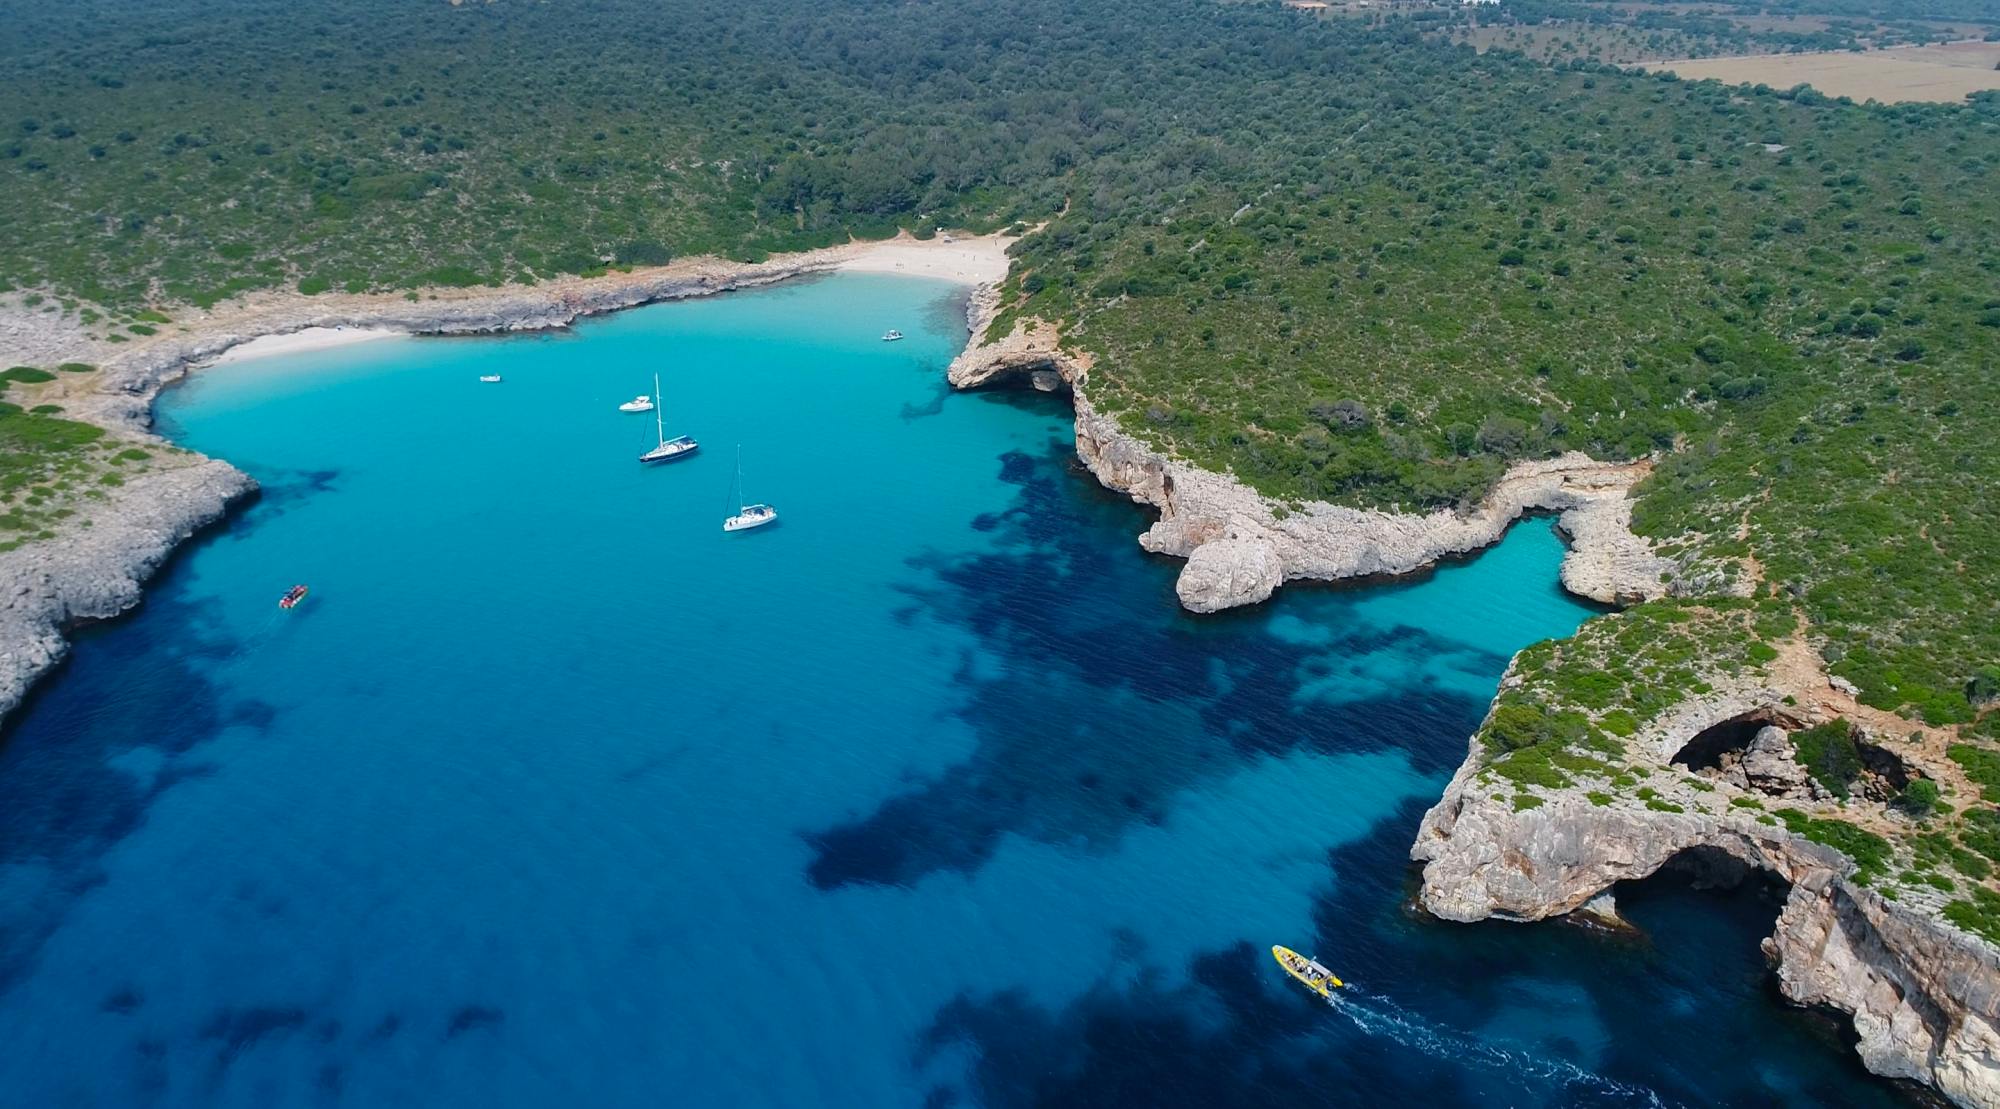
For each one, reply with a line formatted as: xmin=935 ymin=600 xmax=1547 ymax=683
xmin=1326 ymin=988 xmax=1673 ymax=1107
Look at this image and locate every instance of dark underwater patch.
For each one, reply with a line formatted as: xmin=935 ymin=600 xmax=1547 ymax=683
xmin=202 ymin=1004 xmax=308 ymax=1058
xmin=0 ymin=582 xmax=268 ymax=990
xmin=1300 ymin=800 xmax=1925 ymax=1108
xmin=918 ymin=945 xmax=1473 ymax=1109
xmin=802 ymin=444 xmax=1495 ymax=890
xmin=444 ymin=1004 xmax=505 ymax=1038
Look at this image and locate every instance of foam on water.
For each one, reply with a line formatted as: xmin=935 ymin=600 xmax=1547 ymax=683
xmin=1327 ymin=987 xmax=1672 ymax=1108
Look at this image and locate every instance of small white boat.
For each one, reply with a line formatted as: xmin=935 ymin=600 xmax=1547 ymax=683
xmin=619 ymin=394 xmax=655 ymax=413
xmin=723 ymin=447 xmax=777 ymax=532
xmin=478 ymin=374 xmax=503 ymax=383
xmin=881 ymin=330 xmax=903 ymax=342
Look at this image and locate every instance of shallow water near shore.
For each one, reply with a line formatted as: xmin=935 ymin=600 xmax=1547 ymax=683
xmin=0 ymin=273 xmax=1914 ymax=1106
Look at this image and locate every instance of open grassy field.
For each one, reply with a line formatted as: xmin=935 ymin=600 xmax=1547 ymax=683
xmin=1649 ymin=41 xmax=2000 ymax=102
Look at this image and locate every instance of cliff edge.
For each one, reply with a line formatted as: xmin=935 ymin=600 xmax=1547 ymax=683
xmin=947 ymin=305 xmax=1676 ymax=613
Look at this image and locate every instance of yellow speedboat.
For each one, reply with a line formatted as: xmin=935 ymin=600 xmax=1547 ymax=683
xmin=1272 ymin=945 xmax=1343 ymax=997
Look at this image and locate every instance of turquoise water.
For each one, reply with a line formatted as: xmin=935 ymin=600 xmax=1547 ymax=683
xmin=0 ymin=273 xmax=1909 ymax=1106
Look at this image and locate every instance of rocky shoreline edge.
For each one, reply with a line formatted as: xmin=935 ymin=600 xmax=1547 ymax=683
xmin=7 ymin=246 xmax=1995 ymax=1106
xmin=0 ymin=238 xmax=962 ymax=730
xmin=944 ymin=286 xmax=1677 ymax=615
xmin=945 ymin=293 xmax=2000 ymax=1108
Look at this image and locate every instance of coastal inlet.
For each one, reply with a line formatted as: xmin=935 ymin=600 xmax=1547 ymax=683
xmin=0 ymin=273 xmax=1919 ymax=1107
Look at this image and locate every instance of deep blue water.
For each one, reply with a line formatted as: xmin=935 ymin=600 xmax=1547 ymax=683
xmin=0 ymin=273 xmax=1913 ymax=1107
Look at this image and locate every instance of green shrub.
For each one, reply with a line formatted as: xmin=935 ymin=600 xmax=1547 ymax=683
xmin=1775 ymin=809 xmax=1892 ymax=883
xmin=1943 ymin=887 xmax=2000 ymax=945
xmin=1897 ymin=778 xmax=1940 ymax=818
xmin=1793 ymin=720 xmax=1863 ymax=798
xmin=1960 ymin=808 xmax=2000 ymax=864
xmin=0 ymin=367 xmax=55 ymax=384
xmin=1953 ymin=745 xmax=2000 ymax=803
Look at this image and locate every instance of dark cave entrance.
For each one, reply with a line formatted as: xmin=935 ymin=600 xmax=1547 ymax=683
xmin=1669 ymin=709 xmax=1802 ymax=773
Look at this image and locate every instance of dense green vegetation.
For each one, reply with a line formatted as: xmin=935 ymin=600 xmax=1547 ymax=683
xmin=994 ymin=48 xmax=2000 ymax=723
xmin=0 ymin=383 xmax=172 ymax=551
xmin=4 ymin=0 xmax=1999 ymax=926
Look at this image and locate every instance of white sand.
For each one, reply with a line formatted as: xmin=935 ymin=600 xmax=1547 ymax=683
xmin=835 ymin=233 xmax=1014 ymax=285
xmin=209 ymin=326 xmax=403 ymax=365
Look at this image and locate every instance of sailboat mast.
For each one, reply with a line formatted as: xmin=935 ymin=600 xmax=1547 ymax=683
xmin=653 ymin=372 xmax=666 ymax=447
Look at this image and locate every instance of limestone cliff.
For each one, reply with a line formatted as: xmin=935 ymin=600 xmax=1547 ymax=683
xmin=948 ymin=308 xmax=1676 ymax=613
xmin=0 ymin=455 xmax=255 ymax=718
xmin=1411 ymin=669 xmax=2000 ymax=1108
xmin=949 ymin=297 xmax=2000 ymax=1108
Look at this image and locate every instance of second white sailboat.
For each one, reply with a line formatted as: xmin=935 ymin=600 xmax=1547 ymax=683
xmin=723 ymin=446 xmax=777 ymax=532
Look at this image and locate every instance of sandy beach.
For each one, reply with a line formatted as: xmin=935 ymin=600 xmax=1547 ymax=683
xmin=832 ymin=233 xmax=1014 ymax=285
xmin=0 ymin=230 xmax=1016 ymax=377
xmin=207 ymin=326 xmax=405 ymax=365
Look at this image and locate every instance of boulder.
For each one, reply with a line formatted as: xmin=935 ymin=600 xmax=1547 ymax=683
xmin=1174 ymin=531 xmax=1282 ymax=613
xmin=1743 ymin=725 xmax=1811 ymax=799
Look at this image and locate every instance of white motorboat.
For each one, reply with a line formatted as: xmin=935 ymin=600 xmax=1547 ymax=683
xmin=722 ymin=446 xmax=777 ymax=531
xmin=619 ymin=394 xmax=655 ymax=413
xmin=881 ymin=329 xmax=903 ymax=342
xmin=478 ymin=374 xmax=502 ymax=383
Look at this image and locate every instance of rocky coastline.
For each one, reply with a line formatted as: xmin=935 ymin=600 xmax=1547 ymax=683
xmin=9 ymin=245 xmax=1996 ymax=1106
xmin=83 ymin=252 xmax=844 ymax=434
xmin=945 ymin=299 xmax=1675 ymax=615
xmin=0 ymin=235 xmax=988 ymax=729
xmin=945 ymin=296 xmax=2000 ymax=1107
xmin=0 ymin=456 xmax=255 ymax=722
xmin=1412 ymin=667 xmax=2000 ymax=1107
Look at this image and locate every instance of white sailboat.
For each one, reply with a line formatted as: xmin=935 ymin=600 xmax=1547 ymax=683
xmin=723 ymin=446 xmax=777 ymax=532
xmin=639 ymin=372 xmax=698 ymax=464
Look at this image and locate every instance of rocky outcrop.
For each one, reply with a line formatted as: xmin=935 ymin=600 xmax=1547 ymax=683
xmin=950 ymin=271 xmax=2000 ymax=1108
xmin=1411 ymin=673 xmax=2000 ymax=1108
xmin=949 ymin=308 xmax=1675 ymax=613
xmin=1773 ymin=871 xmax=2000 ymax=1108
xmin=1741 ymin=725 xmax=1813 ymax=799
xmin=0 ymin=455 xmax=255 ymax=719
xmin=1175 ymin=531 xmax=1282 ymax=613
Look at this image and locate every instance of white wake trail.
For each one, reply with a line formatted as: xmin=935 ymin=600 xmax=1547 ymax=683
xmin=1325 ymin=987 xmax=1673 ymax=1107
